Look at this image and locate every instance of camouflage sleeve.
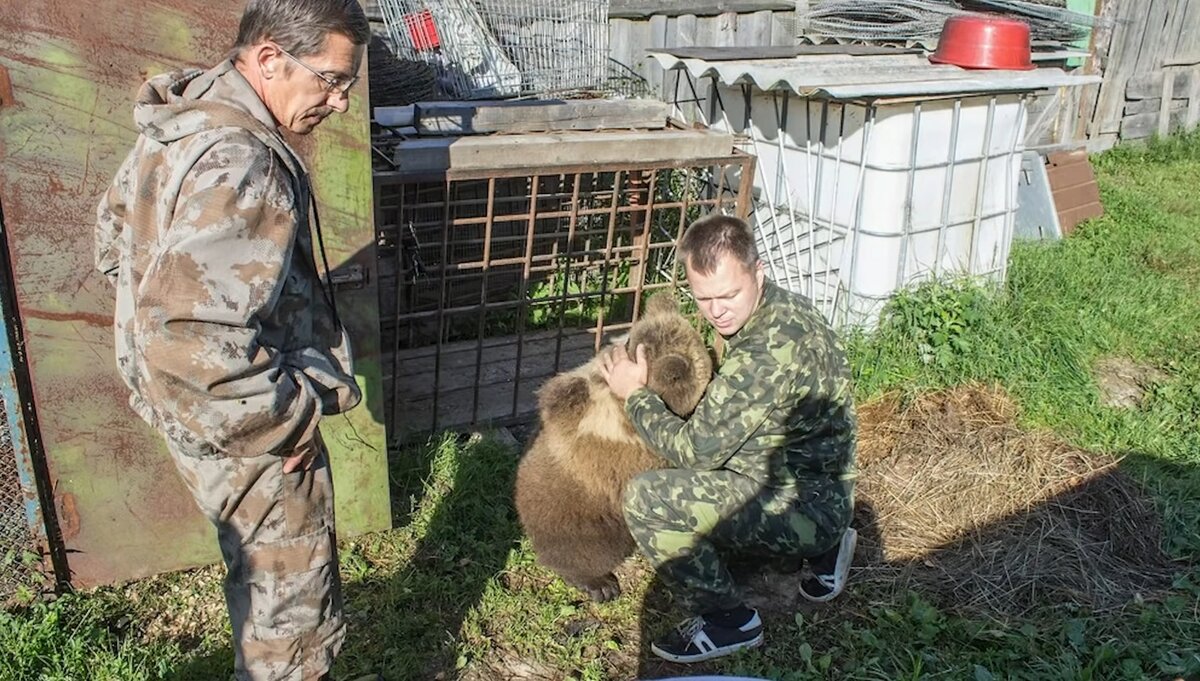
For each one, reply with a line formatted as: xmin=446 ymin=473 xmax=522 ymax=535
xmin=95 ymin=147 xmax=138 ymax=284
xmin=625 ymin=345 xmax=800 ymax=470
xmin=135 ymin=133 xmax=326 ymax=458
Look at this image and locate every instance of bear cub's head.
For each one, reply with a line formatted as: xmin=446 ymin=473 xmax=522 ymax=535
xmin=625 ymin=293 xmax=713 ymax=417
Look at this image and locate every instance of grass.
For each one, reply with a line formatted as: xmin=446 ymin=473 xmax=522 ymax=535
xmin=4 ymin=133 xmax=1200 ymax=680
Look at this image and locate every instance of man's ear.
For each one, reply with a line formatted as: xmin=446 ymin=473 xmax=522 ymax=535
xmin=250 ymin=42 xmax=285 ymax=80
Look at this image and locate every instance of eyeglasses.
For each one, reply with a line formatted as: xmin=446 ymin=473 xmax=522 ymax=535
xmin=277 ymin=45 xmax=358 ymax=96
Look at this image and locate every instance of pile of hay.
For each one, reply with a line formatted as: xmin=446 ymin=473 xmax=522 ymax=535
xmin=853 ymin=384 xmax=1175 ymax=615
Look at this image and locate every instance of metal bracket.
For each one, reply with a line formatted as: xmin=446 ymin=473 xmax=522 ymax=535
xmin=328 ymin=264 xmax=368 ymax=290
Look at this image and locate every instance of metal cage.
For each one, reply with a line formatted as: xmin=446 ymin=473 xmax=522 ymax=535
xmin=377 ymin=0 xmax=610 ymax=100
xmin=374 ymin=153 xmax=755 ymax=442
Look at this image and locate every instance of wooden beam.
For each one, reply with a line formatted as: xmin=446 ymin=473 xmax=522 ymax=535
xmin=609 ymin=0 xmax=794 ymax=19
xmin=1159 ymin=68 xmax=1176 ymax=136
xmin=1126 ymin=70 xmax=1192 ymax=99
xmin=410 ymin=99 xmax=673 ymax=135
xmin=391 ymin=128 xmax=736 ymax=174
xmin=1187 ymin=67 xmax=1200 ymax=130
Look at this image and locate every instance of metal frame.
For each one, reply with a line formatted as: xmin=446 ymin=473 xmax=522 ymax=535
xmin=0 ymin=199 xmax=65 ymax=599
xmin=375 ymin=151 xmax=755 ymax=441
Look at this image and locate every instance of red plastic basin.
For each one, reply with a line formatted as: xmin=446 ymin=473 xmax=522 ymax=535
xmin=929 ymin=14 xmax=1035 ymax=71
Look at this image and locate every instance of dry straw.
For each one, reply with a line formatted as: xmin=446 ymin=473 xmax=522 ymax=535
xmin=853 ymin=384 xmax=1175 ymax=615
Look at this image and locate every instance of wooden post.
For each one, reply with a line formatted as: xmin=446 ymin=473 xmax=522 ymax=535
xmin=1159 ymin=66 xmax=1176 ymax=136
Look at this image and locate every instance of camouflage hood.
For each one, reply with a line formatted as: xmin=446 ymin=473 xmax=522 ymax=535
xmin=132 ymin=61 xmax=296 ymax=168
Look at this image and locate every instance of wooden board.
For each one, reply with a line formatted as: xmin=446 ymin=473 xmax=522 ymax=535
xmin=1121 ymin=108 xmax=1188 ymax=138
xmin=610 ymin=0 xmax=794 ymax=18
xmin=390 ymin=128 xmax=736 ymax=174
xmin=1126 ymin=70 xmax=1193 ymax=99
xmin=409 ymin=99 xmax=672 ymax=135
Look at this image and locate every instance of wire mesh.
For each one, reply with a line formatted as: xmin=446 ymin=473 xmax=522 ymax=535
xmin=375 ymin=156 xmax=752 ymax=442
xmin=0 ymin=395 xmax=43 ymax=601
xmin=376 ymin=0 xmax=609 ymax=100
xmin=799 ymin=0 xmax=1103 ymax=46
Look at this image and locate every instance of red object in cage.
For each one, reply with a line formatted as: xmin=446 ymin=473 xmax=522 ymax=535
xmin=403 ymin=9 xmax=440 ymax=51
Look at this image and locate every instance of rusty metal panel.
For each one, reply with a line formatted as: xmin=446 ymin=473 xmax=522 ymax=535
xmin=0 ymin=1 xmax=389 ymax=587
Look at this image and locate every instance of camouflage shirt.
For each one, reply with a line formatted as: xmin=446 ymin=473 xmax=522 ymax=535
xmin=95 ymin=60 xmax=360 ymax=459
xmin=626 ymin=280 xmax=857 ymax=495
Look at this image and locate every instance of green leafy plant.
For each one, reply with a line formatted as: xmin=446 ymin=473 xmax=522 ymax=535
xmin=879 ymin=278 xmax=991 ymax=367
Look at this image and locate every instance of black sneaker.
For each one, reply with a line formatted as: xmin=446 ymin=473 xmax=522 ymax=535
xmin=799 ymin=527 xmax=857 ymax=603
xmin=649 ymin=609 xmax=764 ymax=663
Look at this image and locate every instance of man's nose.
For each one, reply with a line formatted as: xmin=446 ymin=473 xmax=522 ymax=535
xmin=327 ymin=90 xmax=350 ymax=113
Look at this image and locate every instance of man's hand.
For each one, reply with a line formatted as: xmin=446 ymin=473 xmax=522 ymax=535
xmin=282 ymin=432 xmax=321 ymax=474
xmin=600 ymin=343 xmax=648 ymax=401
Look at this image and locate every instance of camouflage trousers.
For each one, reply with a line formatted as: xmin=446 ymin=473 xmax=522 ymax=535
xmin=623 ymin=468 xmax=849 ymax=612
xmin=166 ymin=432 xmax=344 ymax=681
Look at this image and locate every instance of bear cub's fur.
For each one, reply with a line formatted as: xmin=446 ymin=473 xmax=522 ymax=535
xmin=513 ymin=293 xmax=713 ymax=602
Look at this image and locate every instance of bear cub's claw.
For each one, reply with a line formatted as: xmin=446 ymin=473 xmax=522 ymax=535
xmin=581 ymin=573 xmax=622 ymax=602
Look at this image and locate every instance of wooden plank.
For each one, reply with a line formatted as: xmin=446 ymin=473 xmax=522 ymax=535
xmin=1176 ymin=0 xmax=1200 ymax=56
xmin=1123 ymin=97 xmax=1189 ymax=115
xmin=411 ymin=99 xmax=672 ymax=135
xmin=1159 ymin=68 xmax=1176 ymax=135
xmin=1187 ymin=66 xmax=1200 ymax=129
xmin=739 ymin=10 xmax=768 ymax=47
xmin=655 ymin=44 xmax=923 ymax=59
xmin=610 ymin=0 xmax=794 ymax=18
xmin=609 ymin=18 xmax=635 ymax=72
xmin=772 ymin=9 xmax=796 ymax=46
xmin=1121 ymin=108 xmax=1187 ymax=138
xmin=715 ymin=11 xmax=739 ymax=48
xmin=1133 ymin=0 xmax=1173 ymax=75
xmin=647 ymin=13 xmax=670 ymax=95
xmin=1093 ymin=0 xmax=1153 ymax=139
xmin=391 ymin=128 xmax=736 ymax=173
xmin=1127 ymin=70 xmax=1193 ymax=99
xmin=667 ymin=14 xmax=702 ymax=121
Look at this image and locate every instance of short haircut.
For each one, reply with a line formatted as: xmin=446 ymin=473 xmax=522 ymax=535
xmin=677 ymin=214 xmax=759 ymax=276
xmin=233 ymin=0 xmax=371 ymax=57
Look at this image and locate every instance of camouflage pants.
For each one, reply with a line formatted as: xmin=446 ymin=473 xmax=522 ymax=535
xmin=166 ymin=433 xmax=344 ymax=681
xmin=623 ymin=468 xmax=846 ymax=612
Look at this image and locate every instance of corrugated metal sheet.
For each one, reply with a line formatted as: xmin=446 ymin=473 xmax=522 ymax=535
xmin=646 ymin=49 xmax=1102 ymax=99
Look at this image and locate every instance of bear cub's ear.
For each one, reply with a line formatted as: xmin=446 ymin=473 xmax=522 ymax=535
xmin=643 ymin=290 xmax=680 ymax=318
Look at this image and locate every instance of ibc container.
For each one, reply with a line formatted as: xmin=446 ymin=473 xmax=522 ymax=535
xmin=709 ymin=86 xmax=1029 ymax=330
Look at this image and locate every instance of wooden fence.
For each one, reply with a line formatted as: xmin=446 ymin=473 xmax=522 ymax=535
xmin=1082 ymin=0 xmax=1200 ymax=149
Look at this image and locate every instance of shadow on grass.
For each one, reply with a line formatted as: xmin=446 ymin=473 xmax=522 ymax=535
xmin=331 ymin=431 xmax=523 ymax=680
xmin=632 ymin=452 xmax=1197 ymax=680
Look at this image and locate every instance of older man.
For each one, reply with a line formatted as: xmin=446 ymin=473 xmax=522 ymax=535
xmin=602 ymin=214 xmax=858 ymax=663
xmin=95 ymin=1 xmax=371 ymax=678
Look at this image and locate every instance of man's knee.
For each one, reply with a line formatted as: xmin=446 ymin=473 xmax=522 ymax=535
xmin=622 ymin=469 xmax=670 ymax=524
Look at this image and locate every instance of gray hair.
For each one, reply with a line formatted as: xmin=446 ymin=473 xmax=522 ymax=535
xmin=233 ymin=0 xmax=370 ymax=57
xmin=677 ymin=213 xmax=759 ymax=276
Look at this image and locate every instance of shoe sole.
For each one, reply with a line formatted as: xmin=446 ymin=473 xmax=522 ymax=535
xmin=649 ymin=632 xmax=764 ymax=663
xmin=798 ymin=527 xmax=857 ymax=603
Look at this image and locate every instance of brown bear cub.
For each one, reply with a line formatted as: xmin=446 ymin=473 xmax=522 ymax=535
xmin=514 ymin=292 xmax=713 ymax=602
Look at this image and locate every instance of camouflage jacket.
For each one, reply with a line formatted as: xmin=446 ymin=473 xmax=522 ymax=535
xmin=95 ymin=59 xmax=360 ymax=459
xmin=626 ymin=281 xmax=857 ymax=496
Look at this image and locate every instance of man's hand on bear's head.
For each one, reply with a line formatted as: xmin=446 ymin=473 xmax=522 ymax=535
xmin=600 ymin=343 xmax=648 ymax=402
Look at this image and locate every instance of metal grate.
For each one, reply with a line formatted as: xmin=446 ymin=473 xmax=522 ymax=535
xmin=375 ymin=155 xmax=755 ymax=442
xmin=377 ymin=0 xmax=610 ymax=100
xmin=0 ymin=395 xmax=41 ymax=601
